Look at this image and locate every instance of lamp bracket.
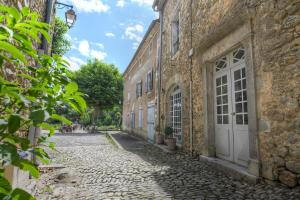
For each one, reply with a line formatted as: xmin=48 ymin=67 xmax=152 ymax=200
xmin=55 ymin=1 xmax=73 ymax=9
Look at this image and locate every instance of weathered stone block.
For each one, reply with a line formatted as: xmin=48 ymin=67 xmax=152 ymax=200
xmin=286 ymin=161 xmax=300 ymax=174
xmin=278 ymin=146 xmax=288 ymax=157
xmin=272 ymin=156 xmax=285 ymax=167
xmin=279 ymin=170 xmax=298 ymax=187
xmin=262 ymin=162 xmax=277 ymax=180
xmin=289 ymin=146 xmax=300 ymax=159
xmin=286 ymin=3 xmax=300 ymax=15
xmin=283 ymin=16 xmax=300 ymax=29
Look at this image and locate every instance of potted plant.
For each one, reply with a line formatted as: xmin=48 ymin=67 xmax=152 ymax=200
xmin=155 ymin=125 xmax=163 ymax=144
xmin=164 ymin=126 xmax=176 ymax=151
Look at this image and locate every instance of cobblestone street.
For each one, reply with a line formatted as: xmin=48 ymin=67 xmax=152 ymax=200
xmin=35 ymin=132 xmax=300 ymax=200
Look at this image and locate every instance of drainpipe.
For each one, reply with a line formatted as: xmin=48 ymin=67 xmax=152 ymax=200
xmin=189 ymin=0 xmax=194 ymax=155
xmin=155 ymin=5 xmax=164 ymax=134
xmin=31 ymin=0 xmax=55 ymax=166
xmin=42 ymin=0 xmax=55 ymax=55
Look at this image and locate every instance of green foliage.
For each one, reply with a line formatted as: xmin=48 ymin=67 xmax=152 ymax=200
xmin=164 ymin=126 xmax=173 ymax=138
xmin=98 ymin=106 xmax=122 ymax=128
xmin=73 ymin=59 xmax=123 ymax=111
xmin=51 ymin=17 xmax=71 ymax=56
xmin=0 ymin=5 xmax=86 ymax=199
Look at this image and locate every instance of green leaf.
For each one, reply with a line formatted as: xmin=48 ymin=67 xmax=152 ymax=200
xmin=8 ymin=115 xmax=21 ymax=134
xmin=38 ymin=123 xmax=55 ymax=136
xmin=65 ymin=82 xmax=78 ymax=96
xmin=0 ymin=41 xmax=26 ymax=64
xmin=0 ymin=6 xmax=21 ymax=22
xmin=72 ymin=95 xmax=87 ymax=113
xmin=16 ymin=159 xmax=39 ymax=179
xmin=48 ymin=142 xmax=55 ymax=150
xmin=29 ymin=110 xmax=49 ymax=124
xmin=51 ymin=114 xmax=72 ymax=125
xmin=0 ymin=176 xmax=12 ymax=195
xmin=33 ymin=148 xmax=49 ymax=165
xmin=11 ymin=188 xmax=36 ymax=200
xmin=0 ymin=119 xmax=8 ymax=132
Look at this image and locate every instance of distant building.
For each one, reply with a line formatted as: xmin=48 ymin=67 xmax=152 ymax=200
xmin=122 ymin=20 xmax=160 ymax=142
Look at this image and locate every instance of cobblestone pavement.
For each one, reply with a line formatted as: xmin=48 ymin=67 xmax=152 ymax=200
xmin=35 ymin=132 xmax=300 ymax=200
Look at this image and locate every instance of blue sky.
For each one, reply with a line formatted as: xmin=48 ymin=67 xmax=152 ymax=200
xmin=57 ymin=0 xmax=157 ymax=72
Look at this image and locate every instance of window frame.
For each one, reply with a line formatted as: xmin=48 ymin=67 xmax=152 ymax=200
xmin=171 ymin=10 xmax=180 ymax=56
xmin=146 ymin=70 xmax=153 ymax=92
xmin=136 ymin=81 xmax=142 ymax=98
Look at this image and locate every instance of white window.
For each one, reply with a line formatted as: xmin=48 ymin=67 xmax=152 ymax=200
xmin=169 ymin=86 xmax=182 ymax=144
xmin=171 ymin=13 xmax=179 ymax=55
xmin=138 ymin=108 xmax=143 ymax=128
xmin=136 ymin=81 xmax=142 ymax=97
xmin=130 ymin=112 xmax=135 ymax=129
xmin=146 ymin=70 xmax=153 ymax=92
xmin=128 ymin=92 xmax=131 ymax=100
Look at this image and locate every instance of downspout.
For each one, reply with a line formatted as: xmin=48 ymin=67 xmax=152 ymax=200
xmin=42 ymin=0 xmax=55 ymax=55
xmin=189 ymin=0 xmax=194 ymax=154
xmin=157 ymin=7 xmax=164 ymax=134
xmin=31 ymin=0 xmax=55 ymax=166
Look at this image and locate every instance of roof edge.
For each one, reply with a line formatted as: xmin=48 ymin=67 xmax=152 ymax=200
xmin=123 ymin=19 xmax=159 ymax=76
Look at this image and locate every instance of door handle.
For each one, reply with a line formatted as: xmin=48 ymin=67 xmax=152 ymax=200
xmin=231 ymin=112 xmax=236 ymax=116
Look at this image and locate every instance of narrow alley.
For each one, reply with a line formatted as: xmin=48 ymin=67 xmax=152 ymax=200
xmin=35 ymin=132 xmax=300 ymax=200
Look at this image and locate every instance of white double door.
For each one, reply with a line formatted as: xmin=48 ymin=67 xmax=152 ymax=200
xmin=214 ymin=62 xmax=249 ymax=166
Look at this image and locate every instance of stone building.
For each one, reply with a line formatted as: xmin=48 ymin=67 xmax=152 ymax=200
xmin=144 ymin=0 xmax=299 ymax=187
xmin=1 ymin=0 xmax=57 ymax=189
xmin=123 ymin=20 xmax=160 ymax=142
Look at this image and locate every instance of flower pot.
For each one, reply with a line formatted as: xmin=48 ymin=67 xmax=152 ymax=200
xmin=156 ymin=133 xmax=164 ymax=144
xmin=166 ymin=138 xmax=176 ymax=151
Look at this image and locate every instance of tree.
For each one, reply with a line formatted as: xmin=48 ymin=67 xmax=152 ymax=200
xmin=0 ymin=5 xmax=86 ymax=199
xmin=74 ymin=59 xmax=123 ymax=123
xmin=51 ymin=17 xmax=71 ymax=56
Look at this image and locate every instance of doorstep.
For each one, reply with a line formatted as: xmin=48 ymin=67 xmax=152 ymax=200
xmin=199 ymin=155 xmax=260 ymax=185
xmin=152 ymin=143 xmax=175 ymax=154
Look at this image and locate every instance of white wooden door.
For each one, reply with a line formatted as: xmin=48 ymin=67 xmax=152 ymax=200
xmin=231 ymin=64 xmax=249 ymax=166
xmin=147 ymin=105 xmax=155 ymax=143
xmin=214 ymin=47 xmax=249 ymax=166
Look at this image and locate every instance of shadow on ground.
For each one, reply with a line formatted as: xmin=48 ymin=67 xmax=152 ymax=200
xmin=109 ymin=131 xmax=300 ymax=200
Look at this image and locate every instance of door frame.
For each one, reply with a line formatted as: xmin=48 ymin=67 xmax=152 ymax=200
xmin=202 ymin=32 xmax=260 ymax=176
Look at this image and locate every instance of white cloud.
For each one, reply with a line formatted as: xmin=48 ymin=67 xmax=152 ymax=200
xmin=116 ymin=0 xmax=125 ymax=7
xmin=95 ymin=43 xmax=105 ymax=49
xmin=66 ymin=0 xmax=110 ymax=13
xmin=90 ymin=50 xmax=107 ymax=60
xmin=132 ymin=42 xmax=139 ymax=50
xmin=131 ymin=0 xmax=153 ymax=7
xmin=105 ymin=32 xmax=115 ymax=38
xmin=78 ymin=40 xmax=90 ymax=57
xmin=77 ymin=40 xmax=107 ymax=60
xmin=125 ymin=24 xmax=144 ymax=43
xmin=64 ymin=56 xmax=86 ymax=71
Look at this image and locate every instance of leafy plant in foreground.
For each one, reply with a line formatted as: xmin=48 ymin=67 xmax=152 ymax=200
xmin=0 ymin=5 xmax=86 ymax=199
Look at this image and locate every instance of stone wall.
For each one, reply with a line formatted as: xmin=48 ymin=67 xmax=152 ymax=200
xmin=123 ymin=21 xmax=159 ymax=140
xmin=158 ymin=0 xmax=300 ymax=187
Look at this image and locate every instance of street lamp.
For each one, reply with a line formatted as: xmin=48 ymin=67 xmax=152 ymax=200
xmin=55 ymin=1 xmax=77 ymax=28
xmin=65 ymin=8 xmax=76 ymax=28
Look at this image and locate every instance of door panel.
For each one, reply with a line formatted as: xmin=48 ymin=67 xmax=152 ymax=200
xmin=231 ymin=64 xmax=249 ymax=166
xmin=214 ymin=71 xmax=233 ymax=162
xmin=147 ymin=106 xmax=155 ymax=142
